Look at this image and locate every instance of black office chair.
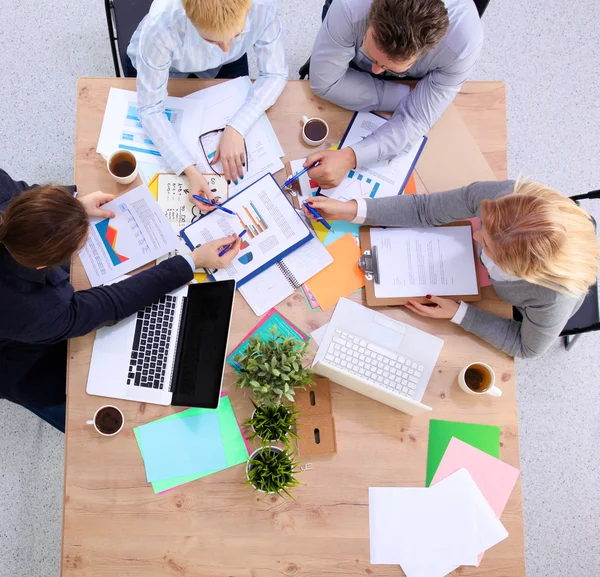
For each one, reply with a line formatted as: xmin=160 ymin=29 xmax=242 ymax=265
xmin=299 ymin=0 xmax=491 ymax=79
xmin=559 ymin=190 xmax=600 ymax=351
xmin=104 ymin=0 xmax=153 ymax=77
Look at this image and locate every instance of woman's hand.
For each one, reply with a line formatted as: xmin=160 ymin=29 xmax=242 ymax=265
xmin=79 ymin=191 xmax=116 ymax=218
xmin=213 ymin=126 xmax=245 ymax=185
xmin=302 ymin=196 xmax=358 ymax=222
xmin=190 ymin=234 xmax=241 ymax=269
xmin=404 ymin=295 xmax=460 ymax=319
xmin=184 ymin=165 xmax=217 ymax=211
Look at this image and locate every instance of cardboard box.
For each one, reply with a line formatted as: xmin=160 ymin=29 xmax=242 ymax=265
xmin=294 ymin=377 xmax=332 ymax=416
xmin=297 ymin=414 xmax=337 ymax=456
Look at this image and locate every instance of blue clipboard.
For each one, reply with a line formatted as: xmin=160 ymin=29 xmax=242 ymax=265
xmin=316 ymin=111 xmax=427 ymax=197
xmin=179 ymin=173 xmax=313 ymax=288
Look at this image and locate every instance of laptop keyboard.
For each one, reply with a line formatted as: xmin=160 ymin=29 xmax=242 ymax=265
xmin=324 ymin=329 xmax=424 ymax=398
xmin=127 ymin=295 xmax=176 ymax=389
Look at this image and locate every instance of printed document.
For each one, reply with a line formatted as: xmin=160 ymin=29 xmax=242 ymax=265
xmin=79 ymin=185 xmax=180 ymax=287
xmin=321 ymin=111 xmax=426 ymax=202
xmin=185 ymin=77 xmax=284 ymax=196
xmin=96 ymin=88 xmax=202 ymax=172
xmin=370 ymin=226 xmax=478 ymax=298
xmin=180 ymin=174 xmax=312 ymax=286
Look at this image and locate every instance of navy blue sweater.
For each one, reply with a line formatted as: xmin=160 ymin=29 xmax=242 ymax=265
xmin=0 ymin=169 xmax=194 ymax=407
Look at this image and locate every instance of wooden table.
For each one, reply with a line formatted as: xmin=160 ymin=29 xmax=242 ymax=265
xmin=63 ymin=79 xmax=524 ymax=577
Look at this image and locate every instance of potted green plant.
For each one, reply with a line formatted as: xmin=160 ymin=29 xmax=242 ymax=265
xmin=246 ymin=401 xmax=298 ymax=447
xmin=234 ymin=327 xmax=313 ymax=404
xmin=246 ymin=446 xmax=301 ymax=498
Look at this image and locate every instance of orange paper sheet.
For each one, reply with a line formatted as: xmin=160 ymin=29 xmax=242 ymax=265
xmin=403 ymin=173 xmax=417 ymax=194
xmin=305 ymin=233 xmax=365 ymax=311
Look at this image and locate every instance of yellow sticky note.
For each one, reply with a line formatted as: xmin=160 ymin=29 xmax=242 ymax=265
xmin=305 ymin=233 xmax=365 ymax=311
xmin=311 ymin=220 xmax=330 ymax=243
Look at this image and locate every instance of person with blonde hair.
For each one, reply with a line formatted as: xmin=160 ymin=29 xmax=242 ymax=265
xmin=127 ymin=0 xmax=287 ymax=204
xmin=303 ymin=181 xmax=600 ymax=358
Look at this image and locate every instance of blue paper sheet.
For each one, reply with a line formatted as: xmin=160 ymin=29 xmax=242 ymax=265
xmin=136 ymin=412 xmax=227 ymax=482
xmin=324 ymin=221 xmax=361 ymax=246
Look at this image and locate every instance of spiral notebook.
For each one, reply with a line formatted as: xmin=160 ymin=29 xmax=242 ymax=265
xmin=239 ymin=235 xmax=333 ymax=315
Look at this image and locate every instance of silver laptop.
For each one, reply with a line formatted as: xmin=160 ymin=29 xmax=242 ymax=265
xmin=312 ymin=298 xmax=443 ymax=416
xmin=87 ymin=280 xmax=236 ymax=408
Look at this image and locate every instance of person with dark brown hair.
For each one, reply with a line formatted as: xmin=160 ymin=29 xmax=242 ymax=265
xmin=306 ymin=0 xmax=483 ymax=188
xmin=0 ymin=169 xmax=240 ymax=432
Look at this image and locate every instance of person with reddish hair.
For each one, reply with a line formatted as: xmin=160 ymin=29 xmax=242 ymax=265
xmin=0 ymin=169 xmax=240 ymax=431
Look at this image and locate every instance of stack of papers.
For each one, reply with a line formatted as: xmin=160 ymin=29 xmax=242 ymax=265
xmin=369 ymin=419 xmax=520 ymax=576
xmin=134 ymin=395 xmax=249 ymax=494
xmin=369 ymin=469 xmax=509 ymax=576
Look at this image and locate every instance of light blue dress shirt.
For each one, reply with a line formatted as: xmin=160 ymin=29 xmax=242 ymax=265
xmin=128 ymin=0 xmax=288 ymax=175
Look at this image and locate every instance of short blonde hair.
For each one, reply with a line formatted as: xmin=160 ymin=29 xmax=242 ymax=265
xmin=182 ymin=0 xmax=252 ymax=39
xmin=481 ymin=181 xmax=599 ymax=296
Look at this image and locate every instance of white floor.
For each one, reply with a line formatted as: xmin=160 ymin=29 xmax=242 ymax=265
xmin=1 ymin=1 xmax=599 ymax=576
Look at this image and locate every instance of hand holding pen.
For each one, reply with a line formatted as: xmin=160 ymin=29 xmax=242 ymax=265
xmin=193 ymin=195 xmax=236 ymax=215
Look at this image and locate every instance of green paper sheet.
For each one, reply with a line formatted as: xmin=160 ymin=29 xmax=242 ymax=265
xmin=425 ymin=419 xmax=501 ymax=486
xmin=134 ymin=396 xmax=249 ymax=493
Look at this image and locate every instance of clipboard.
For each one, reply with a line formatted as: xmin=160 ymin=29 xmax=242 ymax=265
xmin=179 ymin=173 xmax=314 ymax=288
xmin=359 ymin=222 xmax=482 ymax=307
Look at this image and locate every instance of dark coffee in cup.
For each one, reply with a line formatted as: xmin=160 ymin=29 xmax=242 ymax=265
xmin=464 ymin=363 xmax=493 ymax=392
xmin=109 ymin=151 xmax=136 ymax=178
xmin=304 ymin=119 xmax=328 ymax=142
xmin=95 ymin=406 xmax=124 ymax=435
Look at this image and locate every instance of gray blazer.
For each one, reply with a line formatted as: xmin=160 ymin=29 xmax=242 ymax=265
xmin=363 ymin=181 xmax=585 ymax=358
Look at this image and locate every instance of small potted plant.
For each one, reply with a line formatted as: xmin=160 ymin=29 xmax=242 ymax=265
xmin=246 ymin=401 xmax=298 ymax=447
xmin=234 ymin=327 xmax=313 ymax=404
xmin=246 ymin=446 xmax=301 ymax=498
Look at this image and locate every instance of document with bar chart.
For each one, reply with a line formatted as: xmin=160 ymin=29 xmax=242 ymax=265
xmin=320 ymin=111 xmax=427 ymax=202
xmin=96 ymin=88 xmax=203 ymax=173
xmin=79 ymin=185 xmax=180 ymax=287
xmin=180 ymin=174 xmax=313 ymax=286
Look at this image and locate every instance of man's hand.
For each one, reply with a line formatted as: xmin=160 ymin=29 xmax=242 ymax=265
xmin=190 ymin=234 xmax=241 ymax=269
xmin=79 ymin=191 xmax=116 ymax=218
xmin=404 ymin=295 xmax=460 ymax=319
xmin=302 ymin=196 xmax=358 ymax=222
xmin=213 ymin=125 xmax=245 ymax=184
xmin=184 ymin=165 xmax=216 ymax=211
xmin=305 ymin=148 xmax=357 ymax=189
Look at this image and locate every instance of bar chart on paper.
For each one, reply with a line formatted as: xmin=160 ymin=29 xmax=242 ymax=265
xmin=237 ymin=202 xmax=269 ymax=239
xmin=119 ymin=104 xmax=183 ymax=158
xmin=346 ymin=169 xmax=382 ymax=198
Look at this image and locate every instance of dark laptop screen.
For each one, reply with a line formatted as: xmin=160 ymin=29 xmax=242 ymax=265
xmin=171 ymin=280 xmax=235 ymax=409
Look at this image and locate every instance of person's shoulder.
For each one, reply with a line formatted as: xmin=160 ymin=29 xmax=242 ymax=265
xmin=145 ymin=0 xmax=187 ymax=29
xmin=439 ymin=0 xmax=484 ymax=60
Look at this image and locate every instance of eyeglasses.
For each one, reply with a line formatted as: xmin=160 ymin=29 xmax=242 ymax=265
xmin=199 ymin=128 xmax=249 ymax=175
xmin=359 ymin=40 xmax=410 ymax=76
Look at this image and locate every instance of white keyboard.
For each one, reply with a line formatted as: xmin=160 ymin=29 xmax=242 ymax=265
xmin=323 ymin=329 xmax=424 ymax=399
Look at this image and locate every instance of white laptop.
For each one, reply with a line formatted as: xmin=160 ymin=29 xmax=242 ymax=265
xmin=86 ymin=280 xmax=235 ymax=408
xmin=312 ymin=298 xmax=444 ymax=416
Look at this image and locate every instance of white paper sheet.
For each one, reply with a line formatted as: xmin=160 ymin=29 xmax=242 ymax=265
xmin=185 ymin=77 xmax=284 ymax=196
xmin=96 ymin=88 xmax=202 ymax=170
xmin=310 ymin=323 xmax=329 ymax=347
xmin=369 ymin=469 xmax=508 ymax=577
xmin=78 ymin=185 xmax=180 ymax=287
xmin=180 ymin=174 xmax=312 ymax=285
xmin=370 ymin=226 xmax=479 ymax=298
xmin=239 ymin=236 xmax=333 ymax=315
xmin=321 ymin=111 xmax=425 ymax=202
xmin=155 ymin=173 xmax=227 ymax=265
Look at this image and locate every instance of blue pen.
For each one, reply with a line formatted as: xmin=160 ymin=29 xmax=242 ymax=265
xmin=303 ymin=201 xmax=333 ymax=232
xmin=282 ymin=161 xmax=320 ymax=189
xmin=218 ymin=230 xmax=247 ymax=257
xmin=193 ymin=194 xmax=235 ymax=215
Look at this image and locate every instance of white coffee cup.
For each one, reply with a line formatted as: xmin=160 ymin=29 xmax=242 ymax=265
xmin=301 ymin=115 xmax=329 ymax=146
xmin=86 ymin=405 xmax=125 ymax=436
xmin=106 ymin=150 xmax=139 ymax=184
xmin=458 ymin=362 xmax=502 ymax=397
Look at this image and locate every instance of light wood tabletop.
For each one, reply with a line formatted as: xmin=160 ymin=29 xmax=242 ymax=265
xmin=63 ymin=79 xmax=524 ymax=577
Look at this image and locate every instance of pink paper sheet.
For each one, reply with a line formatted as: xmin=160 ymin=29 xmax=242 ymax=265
xmin=431 ymin=437 xmax=520 ymax=565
